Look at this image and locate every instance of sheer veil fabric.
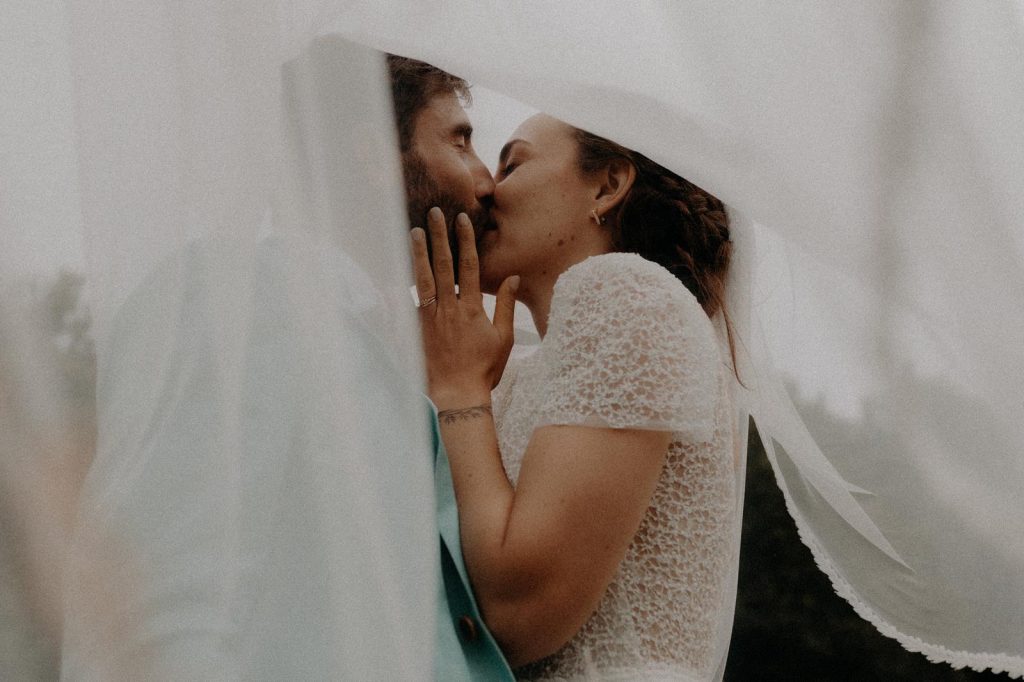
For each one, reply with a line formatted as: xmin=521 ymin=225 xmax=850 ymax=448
xmin=0 ymin=0 xmax=1022 ymax=679
xmin=5 ymin=2 xmax=435 ymax=679
xmin=327 ymin=1 xmax=1024 ymax=677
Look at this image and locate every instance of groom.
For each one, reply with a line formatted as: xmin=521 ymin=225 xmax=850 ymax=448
xmin=386 ymin=54 xmax=515 ymax=681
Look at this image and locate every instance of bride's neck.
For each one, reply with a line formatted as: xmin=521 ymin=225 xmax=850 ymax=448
xmin=520 ymin=240 xmax=615 ymax=339
xmin=518 ymin=280 xmax=554 ymax=339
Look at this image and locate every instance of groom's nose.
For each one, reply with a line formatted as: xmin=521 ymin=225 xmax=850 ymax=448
xmin=468 ymin=151 xmax=495 ymax=200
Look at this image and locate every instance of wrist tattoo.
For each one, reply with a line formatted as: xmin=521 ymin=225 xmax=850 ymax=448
xmin=437 ymin=404 xmax=493 ymax=425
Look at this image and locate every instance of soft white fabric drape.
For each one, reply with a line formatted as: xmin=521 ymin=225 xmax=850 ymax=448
xmin=326 ymin=1 xmax=1024 ymax=676
xmin=4 ymin=2 xmax=435 ymax=679
xmin=2 ymin=1 xmax=1022 ymax=679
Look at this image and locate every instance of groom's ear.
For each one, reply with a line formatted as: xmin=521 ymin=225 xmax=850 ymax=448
xmin=594 ymin=158 xmax=637 ymax=213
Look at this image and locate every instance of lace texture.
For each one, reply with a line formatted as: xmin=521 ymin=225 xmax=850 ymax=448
xmin=492 ymin=254 xmax=738 ymax=681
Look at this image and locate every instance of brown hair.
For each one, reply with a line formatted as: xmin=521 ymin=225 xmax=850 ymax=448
xmin=573 ymin=128 xmax=740 ymax=374
xmin=386 ymin=55 xmax=471 ymax=153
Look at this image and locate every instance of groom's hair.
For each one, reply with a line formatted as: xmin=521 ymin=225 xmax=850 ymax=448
xmin=386 ymin=55 xmax=471 ymax=153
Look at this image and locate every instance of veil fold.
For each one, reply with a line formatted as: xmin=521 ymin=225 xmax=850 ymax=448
xmin=327 ymin=1 xmax=1024 ymax=676
xmin=5 ymin=2 xmax=436 ymax=678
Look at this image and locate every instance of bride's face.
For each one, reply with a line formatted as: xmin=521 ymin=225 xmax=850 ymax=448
xmin=478 ymin=114 xmax=609 ymax=294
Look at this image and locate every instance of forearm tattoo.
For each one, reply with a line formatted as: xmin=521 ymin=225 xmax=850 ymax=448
xmin=437 ymin=404 xmax=493 ymax=425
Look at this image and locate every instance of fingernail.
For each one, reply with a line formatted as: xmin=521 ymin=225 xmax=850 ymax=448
xmin=456 ymin=212 xmax=469 ymax=226
xmin=510 ymin=275 xmax=520 ymax=292
xmin=411 ymin=228 xmax=424 ymax=241
xmin=429 ymin=206 xmax=442 ymax=220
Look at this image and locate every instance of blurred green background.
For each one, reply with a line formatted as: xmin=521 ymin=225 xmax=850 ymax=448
xmin=726 ymin=426 xmax=1006 ymax=681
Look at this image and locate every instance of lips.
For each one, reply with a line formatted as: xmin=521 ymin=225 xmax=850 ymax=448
xmin=476 ymin=219 xmax=498 ymax=258
xmin=475 ymin=214 xmax=498 ymax=244
xmin=480 ymin=214 xmax=498 ymax=232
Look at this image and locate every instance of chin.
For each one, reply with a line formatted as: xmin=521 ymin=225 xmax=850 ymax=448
xmin=477 ymin=264 xmax=503 ymax=295
xmin=479 ymin=274 xmax=502 ymax=296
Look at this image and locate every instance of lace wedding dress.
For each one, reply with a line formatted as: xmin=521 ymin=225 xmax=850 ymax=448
xmin=492 ymin=253 xmax=741 ymax=682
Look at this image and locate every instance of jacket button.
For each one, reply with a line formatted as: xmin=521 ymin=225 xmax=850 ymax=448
xmin=458 ymin=615 xmax=479 ymax=642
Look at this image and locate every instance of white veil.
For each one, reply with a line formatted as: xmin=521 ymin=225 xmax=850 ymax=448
xmin=2 ymin=0 xmax=1022 ymax=679
xmin=4 ymin=3 xmax=434 ymax=679
xmin=327 ymin=1 xmax=1024 ymax=676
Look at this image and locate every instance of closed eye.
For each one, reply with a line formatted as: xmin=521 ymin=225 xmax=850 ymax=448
xmin=497 ymin=138 xmax=529 ymax=178
xmin=452 ymin=124 xmax=473 ymax=150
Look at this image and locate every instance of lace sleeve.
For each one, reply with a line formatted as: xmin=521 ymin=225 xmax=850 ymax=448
xmin=537 ymin=253 xmax=721 ymax=441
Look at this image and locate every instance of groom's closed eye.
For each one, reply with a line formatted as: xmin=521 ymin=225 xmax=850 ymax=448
xmin=451 ymin=124 xmax=473 ymax=150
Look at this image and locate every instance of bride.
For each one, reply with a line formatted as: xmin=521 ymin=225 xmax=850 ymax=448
xmin=412 ymin=113 xmax=741 ymax=681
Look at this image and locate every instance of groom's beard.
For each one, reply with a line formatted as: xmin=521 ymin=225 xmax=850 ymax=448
xmin=402 ymin=153 xmax=493 ymax=281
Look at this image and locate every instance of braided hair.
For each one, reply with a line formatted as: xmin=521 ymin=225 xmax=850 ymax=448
xmin=573 ymin=128 xmax=739 ymax=373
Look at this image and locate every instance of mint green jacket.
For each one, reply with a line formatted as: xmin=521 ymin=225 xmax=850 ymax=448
xmin=430 ymin=405 xmax=516 ymax=681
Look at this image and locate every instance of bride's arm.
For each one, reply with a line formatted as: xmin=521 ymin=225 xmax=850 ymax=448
xmin=438 ymin=412 xmax=669 ymax=667
xmin=413 ymin=210 xmax=671 ymax=666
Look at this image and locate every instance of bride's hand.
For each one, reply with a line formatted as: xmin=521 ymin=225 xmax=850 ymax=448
xmin=411 ymin=207 xmax=519 ymax=411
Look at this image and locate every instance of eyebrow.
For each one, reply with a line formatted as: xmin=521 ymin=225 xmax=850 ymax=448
xmin=498 ymin=138 xmax=528 ymax=166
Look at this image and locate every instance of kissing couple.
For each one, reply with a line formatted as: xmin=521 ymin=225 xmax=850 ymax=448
xmin=392 ymin=54 xmax=740 ymax=682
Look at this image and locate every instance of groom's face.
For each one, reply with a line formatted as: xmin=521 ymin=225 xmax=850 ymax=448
xmin=402 ymin=93 xmax=495 ymax=254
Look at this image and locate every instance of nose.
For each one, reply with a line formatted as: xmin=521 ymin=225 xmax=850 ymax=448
xmin=468 ymin=151 xmax=495 ymax=200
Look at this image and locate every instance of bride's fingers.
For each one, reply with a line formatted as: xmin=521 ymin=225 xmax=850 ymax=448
xmin=410 ymin=228 xmax=436 ymax=310
xmin=492 ymin=275 xmax=519 ymax=346
xmin=427 ymin=207 xmax=456 ymax=307
xmin=455 ymin=213 xmax=482 ymax=306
